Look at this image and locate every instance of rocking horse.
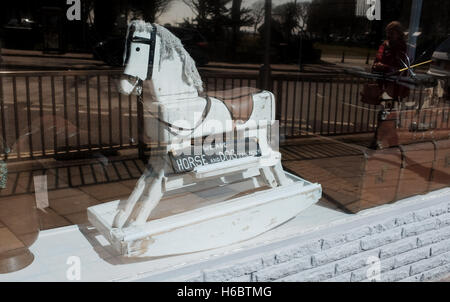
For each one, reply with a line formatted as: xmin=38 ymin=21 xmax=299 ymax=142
xmin=87 ymin=21 xmax=322 ymax=257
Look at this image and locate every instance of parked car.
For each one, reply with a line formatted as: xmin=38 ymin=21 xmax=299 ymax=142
xmin=1 ymin=18 xmax=41 ymax=50
xmin=428 ymin=36 xmax=450 ymax=100
xmin=93 ymin=26 xmax=209 ymax=67
xmin=428 ymin=36 xmax=450 ymax=77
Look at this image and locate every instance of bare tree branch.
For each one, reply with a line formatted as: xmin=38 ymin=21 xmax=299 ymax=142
xmin=250 ymin=0 xmax=265 ymax=34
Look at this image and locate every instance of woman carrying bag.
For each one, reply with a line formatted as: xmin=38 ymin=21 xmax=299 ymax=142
xmin=362 ymin=21 xmax=410 ymax=106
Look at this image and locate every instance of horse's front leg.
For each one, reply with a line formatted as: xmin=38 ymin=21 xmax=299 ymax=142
xmin=112 ymin=172 xmax=148 ymax=228
xmin=128 ymin=167 xmax=165 ymax=226
xmin=112 ymin=157 xmax=167 ymax=228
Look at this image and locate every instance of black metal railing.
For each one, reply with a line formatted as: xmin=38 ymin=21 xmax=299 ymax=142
xmin=0 ymin=70 xmax=141 ymax=161
xmin=273 ymin=73 xmax=450 ymax=138
xmin=272 ymin=74 xmax=377 ymax=138
xmin=1 ymin=69 xmax=449 ymax=162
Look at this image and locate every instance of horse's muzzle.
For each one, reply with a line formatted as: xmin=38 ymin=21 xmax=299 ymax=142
xmin=119 ymin=76 xmax=141 ymax=96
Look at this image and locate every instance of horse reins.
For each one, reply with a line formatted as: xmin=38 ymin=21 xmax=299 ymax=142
xmin=137 ymin=92 xmax=212 ymax=133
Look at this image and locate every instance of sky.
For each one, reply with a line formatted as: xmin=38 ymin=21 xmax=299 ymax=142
xmin=158 ymin=0 xmax=299 ymax=25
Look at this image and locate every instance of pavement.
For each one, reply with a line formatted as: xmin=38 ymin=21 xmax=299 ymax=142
xmin=0 ymin=149 xmax=145 ymax=231
xmin=0 ymin=48 xmax=374 ymax=74
xmin=0 ymin=48 xmax=110 ymax=70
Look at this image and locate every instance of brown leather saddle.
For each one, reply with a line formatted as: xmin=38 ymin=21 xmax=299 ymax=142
xmin=142 ymin=87 xmax=261 ymax=133
xmin=208 ymin=87 xmax=261 ymax=123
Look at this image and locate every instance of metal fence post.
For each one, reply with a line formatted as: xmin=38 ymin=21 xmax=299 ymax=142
xmin=258 ymin=65 xmax=272 ymax=91
xmin=259 ymin=0 xmax=272 ymax=91
xmin=275 ymin=78 xmax=282 ymax=124
xmin=137 ymin=93 xmax=147 ymax=163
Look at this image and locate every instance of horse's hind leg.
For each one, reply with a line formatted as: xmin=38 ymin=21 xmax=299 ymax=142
xmin=271 ymin=162 xmax=293 ymax=186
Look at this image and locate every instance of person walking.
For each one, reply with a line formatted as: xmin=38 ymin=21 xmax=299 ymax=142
xmin=372 ymin=21 xmax=410 ymax=104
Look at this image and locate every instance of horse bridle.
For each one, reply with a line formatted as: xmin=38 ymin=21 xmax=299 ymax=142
xmin=129 ymin=24 xmax=212 ymax=134
xmin=124 ymin=24 xmax=158 ymax=80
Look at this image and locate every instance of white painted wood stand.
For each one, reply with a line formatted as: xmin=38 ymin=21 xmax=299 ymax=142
xmin=88 ymin=173 xmax=321 ymax=258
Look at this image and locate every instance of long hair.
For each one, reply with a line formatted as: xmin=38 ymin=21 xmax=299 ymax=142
xmin=386 ymin=21 xmax=406 ymax=43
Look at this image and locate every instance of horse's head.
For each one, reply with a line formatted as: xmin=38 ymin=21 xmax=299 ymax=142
xmin=119 ymin=21 xmax=204 ymax=97
xmin=120 ymin=20 xmax=156 ymax=95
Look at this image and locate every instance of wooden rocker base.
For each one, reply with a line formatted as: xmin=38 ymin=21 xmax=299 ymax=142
xmin=87 ymin=173 xmax=322 ymax=258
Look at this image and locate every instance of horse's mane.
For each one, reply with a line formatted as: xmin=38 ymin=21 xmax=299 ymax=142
xmin=127 ymin=20 xmax=204 ymax=93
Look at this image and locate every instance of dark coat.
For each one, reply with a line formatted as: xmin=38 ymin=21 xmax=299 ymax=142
xmin=372 ymin=40 xmax=408 ymax=74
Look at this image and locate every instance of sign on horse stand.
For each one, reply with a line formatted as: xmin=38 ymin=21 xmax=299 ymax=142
xmin=87 ymin=21 xmax=322 ymax=258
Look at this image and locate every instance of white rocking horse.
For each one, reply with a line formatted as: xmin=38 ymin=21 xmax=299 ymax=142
xmin=88 ymin=21 xmax=322 ymax=258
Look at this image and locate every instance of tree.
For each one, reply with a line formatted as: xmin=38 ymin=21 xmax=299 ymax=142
xmin=182 ymin=0 xmax=231 ymax=40
xmin=129 ymin=0 xmax=174 ymax=22
xmin=307 ymin=0 xmax=367 ymax=41
xmin=91 ymin=0 xmax=174 ymax=38
xmin=230 ymin=0 xmax=254 ymax=50
xmin=297 ymin=2 xmax=311 ymax=34
xmin=182 ymin=0 xmax=254 ymax=61
xmin=273 ymin=1 xmax=302 ymax=40
xmin=250 ymin=0 xmax=265 ymax=34
xmin=183 ymin=1 xmax=250 ymax=41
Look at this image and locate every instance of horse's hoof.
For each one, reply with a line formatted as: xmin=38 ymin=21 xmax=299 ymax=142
xmin=112 ymin=211 xmax=127 ymax=229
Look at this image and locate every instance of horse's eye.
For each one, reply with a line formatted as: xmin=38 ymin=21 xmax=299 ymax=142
xmin=136 ymin=47 xmax=141 ymax=52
